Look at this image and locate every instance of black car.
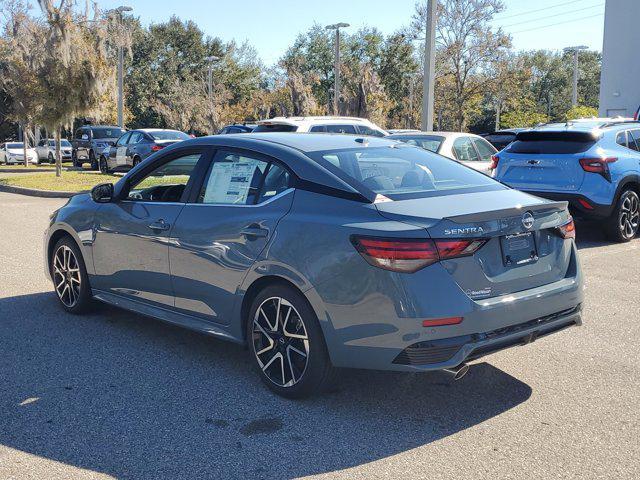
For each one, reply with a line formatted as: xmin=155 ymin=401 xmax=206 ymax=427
xmin=218 ymin=124 xmax=256 ymax=134
xmin=99 ymin=128 xmax=190 ymax=173
xmin=481 ymin=128 xmax=528 ymax=151
xmin=72 ymin=125 xmax=126 ymax=170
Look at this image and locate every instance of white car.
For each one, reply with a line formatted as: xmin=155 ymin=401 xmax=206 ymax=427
xmin=34 ymin=138 xmax=73 ymax=163
xmin=253 ymin=116 xmax=388 ymax=137
xmin=387 ymin=131 xmax=498 ymax=175
xmin=0 ymin=142 xmax=39 ymax=165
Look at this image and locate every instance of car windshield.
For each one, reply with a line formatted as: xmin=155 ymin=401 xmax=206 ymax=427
xmin=307 ymin=145 xmax=502 ymax=200
xmin=149 ymin=130 xmax=190 ymax=141
xmin=253 ymin=124 xmax=298 ymax=133
xmin=48 ymin=140 xmax=72 ymax=147
xmin=390 ymin=135 xmax=444 ymax=152
xmin=92 ymin=127 xmax=125 ymax=139
xmin=7 ymin=143 xmax=23 ymax=149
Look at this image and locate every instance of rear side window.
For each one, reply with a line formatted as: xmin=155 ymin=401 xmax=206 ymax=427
xmin=91 ymin=127 xmax=126 ymax=139
xmin=453 ymin=137 xmax=480 ymax=161
xmin=472 ymin=138 xmax=497 ymax=161
xmin=356 ymin=125 xmax=386 ymax=137
xmin=325 ymin=124 xmax=357 ymax=134
xmin=309 ymin=125 xmax=327 ymax=133
xmin=506 ymin=132 xmax=597 ymax=154
xmin=616 ymin=132 xmax=628 ymax=148
xmin=627 ymin=129 xmax=640 ymax=151
xmin=253 ymin=124 xmax=298 ymax=133
xmin=391 ymin=135 xmax=444 ymax=153
xmin=307 ymin=145 xmax=502 ymax=200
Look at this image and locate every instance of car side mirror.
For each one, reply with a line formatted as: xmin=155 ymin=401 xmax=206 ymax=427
xmin=91 ymin=183 xmax=114 ymax=203
xmin=82 ymin=134 xmax=89 ymax=140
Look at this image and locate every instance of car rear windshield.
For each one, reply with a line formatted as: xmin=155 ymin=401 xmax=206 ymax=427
xmin=149 ymin=130 xmax=190 ymax=141
xmin=390 ymin=135 xmax=444 ymax=153
xmin=91 ymin=127 xmax=126 ymax=139
xmin=253 ymin=124 xmax=298 ymax=133
xmin=307 ymin=145 xmax=503 ymax=200
xmin=506 ymin=131 xmax=597 ymax=154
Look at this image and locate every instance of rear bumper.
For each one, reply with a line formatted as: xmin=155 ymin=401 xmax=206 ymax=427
xmin=523 ymin=190 xmax=613 ymax=219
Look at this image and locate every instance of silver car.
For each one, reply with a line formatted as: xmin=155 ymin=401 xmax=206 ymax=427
xmin=34 ymin=139 xmax=73 ymax=163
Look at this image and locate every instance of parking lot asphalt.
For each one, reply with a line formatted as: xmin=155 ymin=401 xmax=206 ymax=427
xmin=0 ymin=191 xmax=638 ymax=480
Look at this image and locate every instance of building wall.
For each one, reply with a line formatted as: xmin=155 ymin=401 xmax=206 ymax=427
xmin=599 ymin=0 xmax=640 ymax=118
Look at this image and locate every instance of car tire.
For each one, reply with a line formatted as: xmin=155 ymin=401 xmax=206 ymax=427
xmin=50 ymin=236 xmax=93 ymax=314
xmin=132 ymin=156 xmax=141 ymax=167
xmin=48 ymin=152 xmax=55 ymax=164
xmin=604 ymin=189 xmax=640 ymax=242
xmin=246 ymin=284 xmax=336 ymax=399
xmin=99 ymin=155 xmax=110 ymax=174
xmin=89 ymin=150 xmax=98 ymax=171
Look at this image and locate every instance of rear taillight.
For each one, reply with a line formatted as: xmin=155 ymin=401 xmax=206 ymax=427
xmin=151 ymin=144 xmax=165 ymax=152
xmin=351 ymin=236 xmax=487 ymax=273
xmin=556 ymin=217 xmax=576 ymax=240
xmin=579 ymin=157 xmax=616 ymax=180
xmin=490 ymin=154 xmax=499 ymax=170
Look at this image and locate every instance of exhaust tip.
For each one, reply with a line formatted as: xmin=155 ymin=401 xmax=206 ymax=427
xmin=444 ymin=363 xmax=470 ymax=381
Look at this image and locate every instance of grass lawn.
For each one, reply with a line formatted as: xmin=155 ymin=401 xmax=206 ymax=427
xmin=0 ymin=172 xmax=120 ymax=192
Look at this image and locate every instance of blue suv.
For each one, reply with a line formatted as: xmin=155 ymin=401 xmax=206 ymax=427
xmin=494 ymin=121 xmax=640 ymax=242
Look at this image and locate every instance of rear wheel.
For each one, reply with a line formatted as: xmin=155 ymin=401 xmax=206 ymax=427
xmin=246 ymin=284 xmax=336 ymax=398
xmin=50 ymin=237 xmax=93 ymax=314
xmin=604 ymin=189 xmax=639 ymax=242
xmin=48 ymin=152 xmax=54 ymax=164
xmin=99 ymin=155 xmax=110 ymax=174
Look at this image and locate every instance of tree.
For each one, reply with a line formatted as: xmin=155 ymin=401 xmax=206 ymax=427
xmin=564 ymin=105 xmax=598 ymax=121
xmin=0 ymin=0 xmax=45 ymax=166
xmin=35 ymin=0 xmax=114 ymax=176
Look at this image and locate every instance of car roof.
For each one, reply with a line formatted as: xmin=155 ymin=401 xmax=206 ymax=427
xmin=86 ymin=125 xmax=121 ymax=129
xmin=256 ymin=116 xmax=378 ymax=127
xmin=388 ymin=131 xmax=481 ymax=140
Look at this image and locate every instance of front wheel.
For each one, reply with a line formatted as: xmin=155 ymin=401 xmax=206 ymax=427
xmin=246 ymin=284 xmax=336 ymax=399
xmin=50 ymin=237 xmax=93 ymax=314
xmin=48 ymin=152 xmax=55 ymax=164
xmin=604 ymin=189 xmax=639 ymax=242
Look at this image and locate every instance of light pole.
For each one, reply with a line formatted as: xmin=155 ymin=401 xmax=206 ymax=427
xmin=205 ymin=56 xmax=220 ymax=135
xmin=422 ymin=0 xmax=437 ymax=131
xmin=115 ymin=5 xmax=133 ymax=128
xmin=325 ymin=23 xmax=350 ymax=115
xmin=564 ymin=45 xmax=588 ymax=107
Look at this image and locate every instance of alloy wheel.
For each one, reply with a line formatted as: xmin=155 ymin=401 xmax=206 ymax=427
xmin=251 ymin=297 xmax=310 ymax=387
xmin=52 ymin=245 xmax=82 ymax=308
xmin=619 ymin=193 xmax=639 ymax=240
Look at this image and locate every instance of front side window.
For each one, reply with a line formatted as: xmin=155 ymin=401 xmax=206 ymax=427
xmin=357 ymin=125 xmax=385 ymax=137
xmin=128 ymin=132 xmax=143 ymax=144
xmin=116 ymin=133 xmax=131 ymax=147
xmin=472 ymin=138 xmax=497 ymax=161
xmin=150 ymin=130 xmax=190 ymax=141
xmin=453 ymin=137 xmax=480 ymax=161
xmin=127 ymin=153 xmax=201 ymax=202
xmin=627 ymin=129 xmax=640 ymax=151
xmin=310 ymin=125 xmax=327 ymax=133
xmin=198 ymin=152 xmax=290 ymax=205
xmin=307 ymin=145 xmax=503 ymax=200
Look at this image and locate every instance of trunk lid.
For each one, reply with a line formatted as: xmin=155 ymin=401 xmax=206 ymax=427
xmin=495 ymin=130 xmax=598 ymax=192
xmin=375 ymin=189 xmax=574 ymax=299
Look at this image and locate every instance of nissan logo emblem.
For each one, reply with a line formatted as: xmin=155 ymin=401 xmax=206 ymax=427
xmin=522 ymin=212 xmax=535 ymax=230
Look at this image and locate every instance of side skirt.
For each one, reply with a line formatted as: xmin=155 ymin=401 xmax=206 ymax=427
xmin=91 ymin=289 xmax=244 ymax=345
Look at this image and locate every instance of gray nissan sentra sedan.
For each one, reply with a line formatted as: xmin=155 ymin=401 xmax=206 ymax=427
xmin=44 ymin=133 xmax=583 ymax=398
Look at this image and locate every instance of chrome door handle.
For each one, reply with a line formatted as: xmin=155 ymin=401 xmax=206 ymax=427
xmin=240 ymin=226 xmax=269 ymax=238
xmin=148 ymin=219 xmax=170 ymax=231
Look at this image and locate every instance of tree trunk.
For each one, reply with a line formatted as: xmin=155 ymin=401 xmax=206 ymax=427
xmin=495 ymin=102 xmax=502 ymax=131
xmin=22 ymin=123 xmax=29 ymax=167
xmin=55 ymin=126 xmax=62 ymax=177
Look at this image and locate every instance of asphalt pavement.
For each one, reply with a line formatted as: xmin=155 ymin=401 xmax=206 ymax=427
xmin=0 ymin=191 xmax=638 ymax=480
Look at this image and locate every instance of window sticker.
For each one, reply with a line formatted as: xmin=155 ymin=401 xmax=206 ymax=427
xmin=203 ymin=160 xmax=260 ymax=204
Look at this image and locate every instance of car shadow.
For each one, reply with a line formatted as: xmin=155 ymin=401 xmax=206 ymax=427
xmin=574 ymin=220 xmax=617 ymax=250
xmin=1 ymin=292 xmax=532 ymax=479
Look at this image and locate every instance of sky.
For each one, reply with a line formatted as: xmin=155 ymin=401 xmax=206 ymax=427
xmin=97 ymin=0 xmax=606 ymax=65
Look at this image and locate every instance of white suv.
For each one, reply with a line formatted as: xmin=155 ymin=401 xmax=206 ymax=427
xmin=253 ymin=116 xmax=387 ymax=137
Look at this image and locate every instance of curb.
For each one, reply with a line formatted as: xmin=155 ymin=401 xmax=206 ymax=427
xmin=0 ymin=184 xmax=85 ymax=198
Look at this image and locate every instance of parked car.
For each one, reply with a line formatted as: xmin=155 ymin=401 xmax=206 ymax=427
xmin=0 ymin=142 xmax=39 ymax=165
xmin=494 ymin=120 xmax=640 ymax=242
xmin=481 ymin=129 xmax=528 ymax=151
xmin=387 ymin=129 xmax=422 ymax=135
xmin=254 ymin=116 xmax=388 ymax=136
xmin=45 ymin=133 xmax=582 ymax=398
xmin=218 ymin=124 xmax=256 ymax=134
xmin=99 ymin=128 xmax=190 ymax=173
xmin=72 ymin=125 xmax=126 ymax=170
xmin=388 ymin=131 xmax=498 ymax=174
xmin=35 ymin=138 xmax=73 ymax=163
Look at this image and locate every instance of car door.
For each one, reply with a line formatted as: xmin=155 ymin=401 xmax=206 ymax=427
xmin=126 ymin=131 xmax=143 ymax=165
xmin=109 ymin=132 xmax=131 ymax=170
xmin=169 ymin=148 xmax=294 ymax=324
xmin=91 ymin=148 xmax=208 ymax=307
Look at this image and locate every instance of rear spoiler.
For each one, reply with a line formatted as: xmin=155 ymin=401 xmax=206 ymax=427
xmin=515 ymin=131 xmax=599 ymax=142
xmin=446 ymin=201 xmax=569 ymax=223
